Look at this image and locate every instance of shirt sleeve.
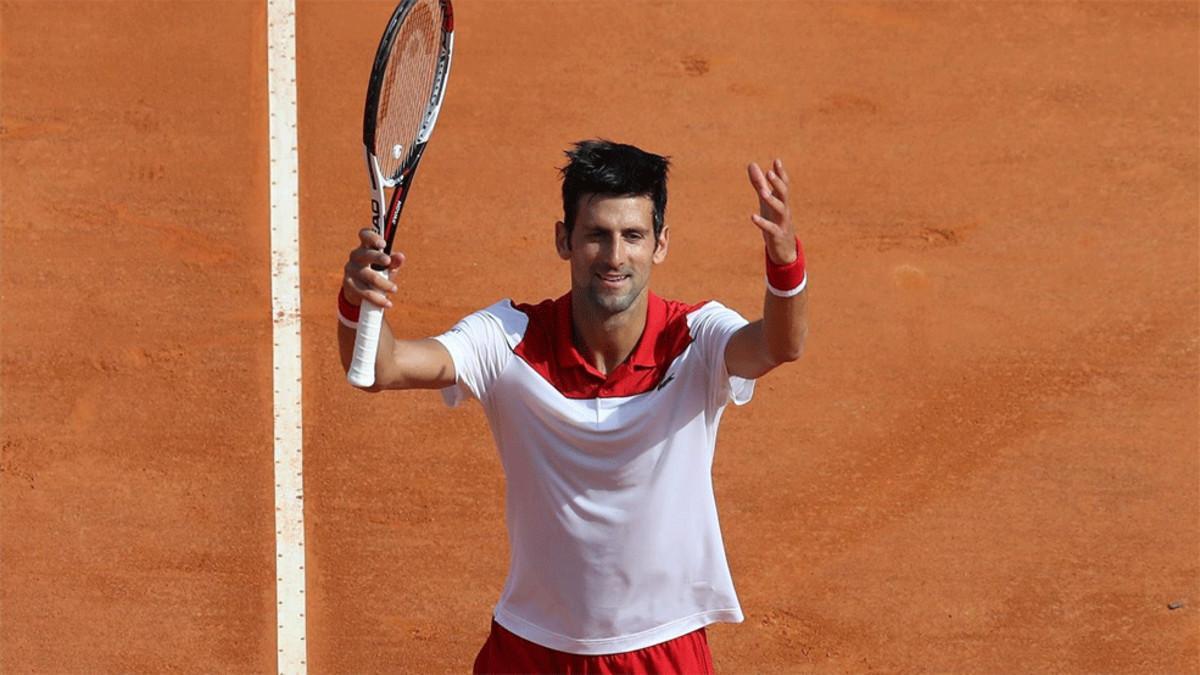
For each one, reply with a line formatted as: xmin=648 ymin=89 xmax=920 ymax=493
xmin=431 ymin=303 xmax=514 ymax=407
xmin=688 ymin=301 xmax=756 ymax=410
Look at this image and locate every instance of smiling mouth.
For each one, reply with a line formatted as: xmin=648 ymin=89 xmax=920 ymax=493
xmin=596 ymin=273 xmax=630 ymax=287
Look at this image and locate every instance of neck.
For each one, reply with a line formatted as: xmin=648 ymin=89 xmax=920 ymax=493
xmin=570 ymin=290 xmax=649 ymax=375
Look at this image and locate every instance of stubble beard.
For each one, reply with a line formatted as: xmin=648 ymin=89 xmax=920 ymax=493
xmin=584 ymin=274 xmax=644 ymax=316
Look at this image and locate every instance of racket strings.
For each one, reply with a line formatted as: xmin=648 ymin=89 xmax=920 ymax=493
xmin=376 ymin=0 xmax=444 ymax=182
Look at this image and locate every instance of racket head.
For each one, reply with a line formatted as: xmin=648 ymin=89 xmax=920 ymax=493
xmin=363 ymin=0 xmax=453 ymax=187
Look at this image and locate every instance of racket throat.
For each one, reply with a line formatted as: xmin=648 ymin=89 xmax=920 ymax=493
xmin=364 ymin=147 xmax=405 ymax=267
xmin=381 ymin=178 xmax=409 ymax=252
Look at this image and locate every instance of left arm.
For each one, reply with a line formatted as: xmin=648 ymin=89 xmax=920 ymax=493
xmin=725 ymin=158 xmax=809 ymax=379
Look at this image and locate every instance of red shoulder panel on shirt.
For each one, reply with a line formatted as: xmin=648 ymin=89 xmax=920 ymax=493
xmin=511 ymin=292 xmax=706 ymax=399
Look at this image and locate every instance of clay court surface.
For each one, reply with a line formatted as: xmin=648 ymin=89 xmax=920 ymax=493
xmin=2 ymin=1 xmax=1198 ymax=672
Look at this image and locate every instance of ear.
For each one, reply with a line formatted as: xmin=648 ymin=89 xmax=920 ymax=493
xmin=652 ymin=225 xmax=669 ymax=264
xmin=555 ymin=221 xmax=572 ymax=260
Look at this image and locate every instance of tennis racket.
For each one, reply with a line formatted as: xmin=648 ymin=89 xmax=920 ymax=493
xmin=348 ymin=0 xmax=454 ymax=387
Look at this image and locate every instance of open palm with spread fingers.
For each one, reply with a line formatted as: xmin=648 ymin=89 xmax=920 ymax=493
xmin=747 ymin=158 xmax=798 ymax=264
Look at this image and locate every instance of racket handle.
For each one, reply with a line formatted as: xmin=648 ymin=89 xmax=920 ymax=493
xmin=348 ymin=297 xmax=386 ymax=388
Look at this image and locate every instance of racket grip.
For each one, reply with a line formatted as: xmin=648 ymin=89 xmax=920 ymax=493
xmin=348 ymin=298 xmax=386 ymax=387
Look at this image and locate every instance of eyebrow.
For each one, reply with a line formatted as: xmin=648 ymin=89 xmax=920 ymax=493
xmin=581 ymin=222 xmax=651 ymax=234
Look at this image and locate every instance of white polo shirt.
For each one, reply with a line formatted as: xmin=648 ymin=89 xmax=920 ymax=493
xmin=432 ymin=291 xmax=754 ymax=655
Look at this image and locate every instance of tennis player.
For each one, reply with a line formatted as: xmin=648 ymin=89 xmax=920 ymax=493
xmin=337 ymin=140 xmax=808 ymax=673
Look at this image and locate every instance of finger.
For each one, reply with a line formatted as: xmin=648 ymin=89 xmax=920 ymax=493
xmin=347 ymin=276 xmax=392 ymax=308
xmin=350 ymin=247 xmax=392 ymax=268
xmin=765 ymin=169 xmax=788 ymax=200
xmin=774 ymin=158 xmax=790 ymax=184
xmin=751 ymin=163 xmax=784 ymax=205
xmin=747 ymin=162 xmax=770 ymax=193
xmin=348 ymin=262 xmax=395 ymax=293
xmin=358 ymin=228 xmax=385 ymax=250
xmin=361 ymin=267 xmax=397 ymax=293
xmin=750 ymin=213 xmax=782 ymax=235
xmin=388 ymin=251 xmax=406 ymax=271
xmin=759 ymin=189 xmax=787 ymax=216
xmin=355 ymin=228 xmax=379 ymax=247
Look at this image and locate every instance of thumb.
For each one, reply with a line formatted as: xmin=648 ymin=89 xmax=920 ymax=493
xmin=751 ymin=213 xmax=778 ymax=234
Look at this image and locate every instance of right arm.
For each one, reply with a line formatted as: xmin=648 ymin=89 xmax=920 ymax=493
xmin=338 ymin=228 xmax=457 ymax=392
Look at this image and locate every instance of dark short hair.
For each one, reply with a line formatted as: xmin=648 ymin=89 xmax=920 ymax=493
xmin=559 ymin=139 xmax=670 ymax=244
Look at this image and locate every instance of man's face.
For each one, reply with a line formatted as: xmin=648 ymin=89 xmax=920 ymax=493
xmin=556 ymin=194 xmax=669 ymax=316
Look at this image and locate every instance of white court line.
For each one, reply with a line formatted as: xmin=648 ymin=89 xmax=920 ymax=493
xmin=266 ymin=0 xmax=307 ymax=673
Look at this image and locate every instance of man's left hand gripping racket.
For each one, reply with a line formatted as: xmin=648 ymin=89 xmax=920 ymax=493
xmin=348 ymin=0 xmax=454 ymax=387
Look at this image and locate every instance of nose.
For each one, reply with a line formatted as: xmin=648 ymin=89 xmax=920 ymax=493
xmin=600 ymin=233 xmax=626 ymax=268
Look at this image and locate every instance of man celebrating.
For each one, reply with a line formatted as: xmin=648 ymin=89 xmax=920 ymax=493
xmin=337 ymin=140 xmax=808 ymax=673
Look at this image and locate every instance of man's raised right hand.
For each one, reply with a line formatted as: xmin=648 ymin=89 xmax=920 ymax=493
xmin=342 ymin=228 xmax=404 ymax=309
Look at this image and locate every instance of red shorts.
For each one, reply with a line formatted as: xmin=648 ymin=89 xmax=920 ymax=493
xmin=473 ymin=620 xmax=715 ymax=675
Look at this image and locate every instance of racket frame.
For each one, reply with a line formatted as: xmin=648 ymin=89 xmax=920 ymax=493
xmin=348 ymin=0 xmax=454 ymax=388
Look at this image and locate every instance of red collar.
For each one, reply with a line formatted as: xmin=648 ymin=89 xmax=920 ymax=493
xmin=552 ymin=291 xmax=667 ymax=376
xmin=512 ymin=292 xmax=701 ymax=399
